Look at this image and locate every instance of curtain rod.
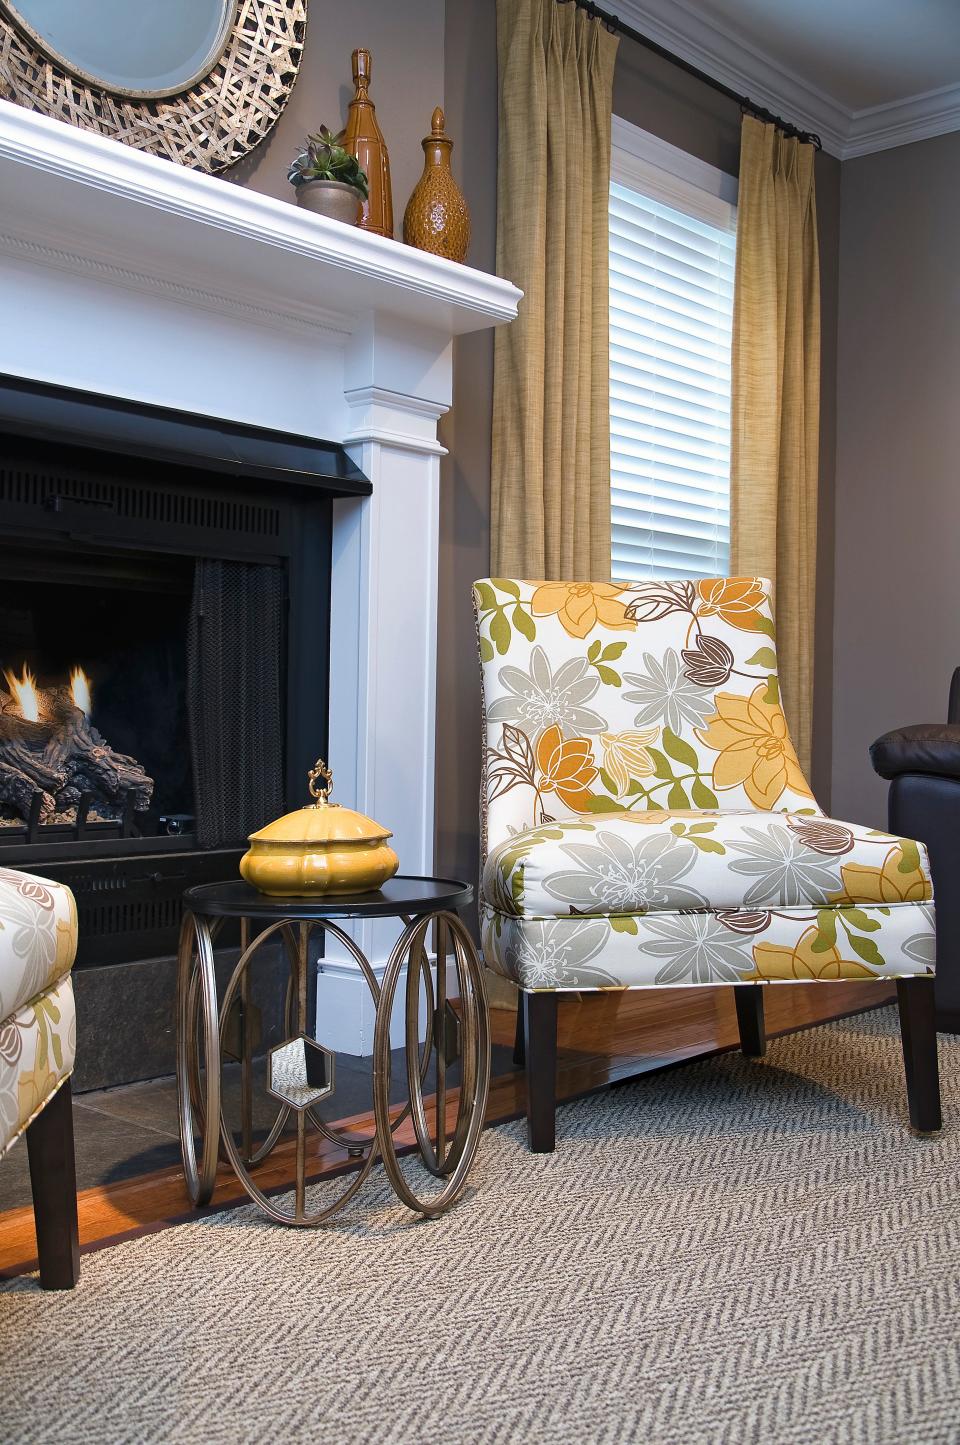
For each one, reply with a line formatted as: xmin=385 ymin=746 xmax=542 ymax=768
xmin=559 ymin=0 xmax=823 ymax=149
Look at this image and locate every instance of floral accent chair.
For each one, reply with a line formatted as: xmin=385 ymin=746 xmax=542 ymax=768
xmin=473 ymin=577 xmax=940 ymax=1151
xmin=0 ymin=867 xmax=79 ymax=1286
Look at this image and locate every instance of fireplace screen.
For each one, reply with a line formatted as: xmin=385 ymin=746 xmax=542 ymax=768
xmin=187 ymin=558 xmax=285 ymax=848
xmin=0 ymin=548 xmax=284 ymax=850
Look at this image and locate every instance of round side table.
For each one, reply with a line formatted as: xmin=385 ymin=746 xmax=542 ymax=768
xmin=176 ymin=877 xmax=490 ymax=1226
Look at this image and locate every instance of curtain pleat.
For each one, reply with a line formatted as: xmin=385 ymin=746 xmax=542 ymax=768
xmin=730 ymin=116 xmax=820 ymax=779
xmin=491 ymin=0 xmax=619 ymax=580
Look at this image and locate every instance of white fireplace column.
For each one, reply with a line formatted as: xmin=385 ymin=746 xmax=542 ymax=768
xmin=321 ymin=320 xmax=452 ymax=1053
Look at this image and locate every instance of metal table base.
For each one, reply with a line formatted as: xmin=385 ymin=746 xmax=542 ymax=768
xmin=176 ymin=881 xmax=491 ymax=1226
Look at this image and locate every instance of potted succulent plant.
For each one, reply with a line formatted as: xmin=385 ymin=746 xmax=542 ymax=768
xmin=288 ymin=127 xmax=369 ymax=224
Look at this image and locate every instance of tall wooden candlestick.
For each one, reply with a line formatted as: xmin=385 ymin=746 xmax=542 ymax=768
xmin=343 ymin=48 xmax=394 ymax=239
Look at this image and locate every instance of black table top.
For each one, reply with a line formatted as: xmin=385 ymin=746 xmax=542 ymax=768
xmin=183 ymin=875 xmax=474 ymax=921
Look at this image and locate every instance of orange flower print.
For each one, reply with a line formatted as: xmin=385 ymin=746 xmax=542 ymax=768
xmin=829 ymin=842 xmax=932 ymax=906
xmin=535 ymin=725 xmax=598 ymax=812
xmin=748 ymin=926 xmax=875 ymax=981
xmin=696 ymin=685 xmax=813 ymax=810
xmin=530 ymin=582 xmax=636 ymax=640
xmin=695 ymin=577 xmax=769 ymax=633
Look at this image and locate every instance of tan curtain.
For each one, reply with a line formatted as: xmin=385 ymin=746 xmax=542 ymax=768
xmin=730 ymin=116 xmax=820 ymax=778
xmin=491 ymin=0 xmax=619 ymax=580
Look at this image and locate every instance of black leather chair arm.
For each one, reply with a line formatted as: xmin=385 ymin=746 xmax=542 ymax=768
xmin=870 ymin=723 xmax=960 ymax=781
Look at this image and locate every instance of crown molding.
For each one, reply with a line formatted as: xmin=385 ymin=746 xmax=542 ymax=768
xmin=614 ymin=0 xmax=848 ymax=155
xmin=615 ymin=0 xmax=960 ymax=160
xmin=842 ymin=81 xmax=960 ymax=159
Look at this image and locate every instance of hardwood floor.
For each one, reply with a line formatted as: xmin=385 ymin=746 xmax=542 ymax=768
xmin=0 ymin=981 xmax=892 ymax=1279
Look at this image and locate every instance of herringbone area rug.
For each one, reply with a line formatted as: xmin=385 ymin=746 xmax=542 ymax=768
xmin=2 ymin=1006 xmax=959 ymax=1444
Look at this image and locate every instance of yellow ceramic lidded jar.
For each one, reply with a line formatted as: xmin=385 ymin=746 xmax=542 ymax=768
xmin=239 ymin=759 xmax=399 ymax=897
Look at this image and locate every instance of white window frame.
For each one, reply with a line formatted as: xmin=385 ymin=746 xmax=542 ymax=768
xmin=610 ymin=116 xmax=738 ymax=227
xmin=609 ymin=116 xmax=738 ymax=582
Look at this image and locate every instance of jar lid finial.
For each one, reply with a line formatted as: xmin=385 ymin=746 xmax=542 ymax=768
xmin=307 ymin=757 xmax=333 ymax=806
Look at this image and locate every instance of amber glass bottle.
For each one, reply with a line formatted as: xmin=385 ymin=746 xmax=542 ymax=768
xmin=343 ymin=48 xmax=393 ymax=239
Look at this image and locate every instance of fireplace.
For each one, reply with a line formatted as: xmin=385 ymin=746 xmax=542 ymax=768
xmin=0 ymin=97 xmax=521 ymax=1058
xmin=1 ymin=553 xmax=184 ymax=849
xmin=0 ymin=374 xmax=370 ymax=1085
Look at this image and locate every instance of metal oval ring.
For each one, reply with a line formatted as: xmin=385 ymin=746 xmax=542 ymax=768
xmin=176 ymin=912 xmax=221 ymax=1206
xmin=217 ymin=916 xmax=383 ymax=1226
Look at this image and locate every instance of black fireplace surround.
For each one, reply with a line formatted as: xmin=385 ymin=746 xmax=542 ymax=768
xmin=0 ymin=374 xmax=370 ymax=1085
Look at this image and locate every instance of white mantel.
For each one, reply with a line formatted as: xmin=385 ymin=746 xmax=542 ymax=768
xmin=0 ymin=101 xmax=520 ymax=1053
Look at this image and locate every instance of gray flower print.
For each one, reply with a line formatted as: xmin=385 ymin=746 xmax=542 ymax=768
xmin=487 ymin=645 xmax=606 ymax=736
xmin=0 ymin=883 xmax=58 ymax=1016
xmin=902 ymin=903 xmax=936 ymax=970
xmin=543 ymin=831 xmax=707 ymax=914
xmin=0 ymin=1087 xmax=18 ymax=1159
xmin=726 ymin=825 xmax=843 ymax=907
xmin=506 ymin=918 xmax=618 ymax=988
xmin=623 ymin=650 xmax=715 ymax=734
xmin=642 ymin=912 xmax=754 ymax=985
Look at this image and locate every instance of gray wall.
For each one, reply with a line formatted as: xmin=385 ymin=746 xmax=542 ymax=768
xmin=832 ymin=130 xmax=960 ymax=826
xmin=231 ymin=1 xmax=444 ymax=220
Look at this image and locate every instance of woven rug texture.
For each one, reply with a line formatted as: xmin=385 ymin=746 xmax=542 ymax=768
xmin=1 ymin=1006 xmax=959 ymax=1444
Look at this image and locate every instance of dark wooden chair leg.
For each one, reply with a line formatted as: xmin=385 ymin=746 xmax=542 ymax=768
xmin=734 ymin=985 xmax=766 ymax=1058
xmin=513 ymin=998 xmax=526 ymax=1067
xmin=523 ymin=991 xmax=558 ymax=1153
xmin=25 ymin=1077 xmax=80 ymax=1290
xmin=897 ymin=978 xmax=942 ymax=1132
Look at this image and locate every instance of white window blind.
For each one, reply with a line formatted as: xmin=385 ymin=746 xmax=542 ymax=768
xmin=609 ymin=129 xmax=736 ymax=582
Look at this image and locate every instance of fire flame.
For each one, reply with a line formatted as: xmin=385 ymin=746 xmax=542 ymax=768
xmin=70 ymin=667 xmax=92 ymax=716
xmin=3 ymin=664 xmax=41 ymax=723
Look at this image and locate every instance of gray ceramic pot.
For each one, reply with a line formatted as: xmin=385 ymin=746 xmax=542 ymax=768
xmin=295 ymin=180 xmax=363 ymax=225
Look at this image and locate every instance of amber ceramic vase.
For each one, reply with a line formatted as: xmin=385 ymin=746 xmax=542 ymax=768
xmin=403 ymin=107 xmax=470 ymax=264
xmin=343 ymin=47 xmax=393 ymax=238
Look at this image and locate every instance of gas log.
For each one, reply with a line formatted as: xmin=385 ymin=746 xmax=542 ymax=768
xmin=0 ymin=687 xmax=154 ymax=824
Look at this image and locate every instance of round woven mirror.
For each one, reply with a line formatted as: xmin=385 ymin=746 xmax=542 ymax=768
xmin=0 ymin=0 xmax=307 ymax=172
xmin=4 ymin=0 xmax=239 ymax=98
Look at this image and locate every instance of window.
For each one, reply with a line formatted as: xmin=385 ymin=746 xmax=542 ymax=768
xmin=609 ymin=120 xmax=737 ymax=582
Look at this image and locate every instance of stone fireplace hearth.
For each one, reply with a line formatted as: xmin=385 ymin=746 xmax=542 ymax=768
xmin=0 ymin=98 xmax=520 ymax=1061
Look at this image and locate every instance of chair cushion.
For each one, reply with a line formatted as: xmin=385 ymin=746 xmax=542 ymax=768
xmin=480 ymin=899 xmax=935 ymax=990
xmin=480 ymin=809 xmax=935 ymax=990
xmin=870 ymin=723 xmax=960 ymax=781
xmin=483 ymin=809 xmax=932 ymax=918
xmin=0 ymin=868 xmax=78 ymax=1023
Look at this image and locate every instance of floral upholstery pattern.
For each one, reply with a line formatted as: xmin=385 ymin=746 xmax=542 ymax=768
xmin=0 ymin=869 xmax=78 ymax=1158
xmin=474 ymin=577 xmax=935 ymax=991
xmin=484 ymin=811 xmax=932 ymax=917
